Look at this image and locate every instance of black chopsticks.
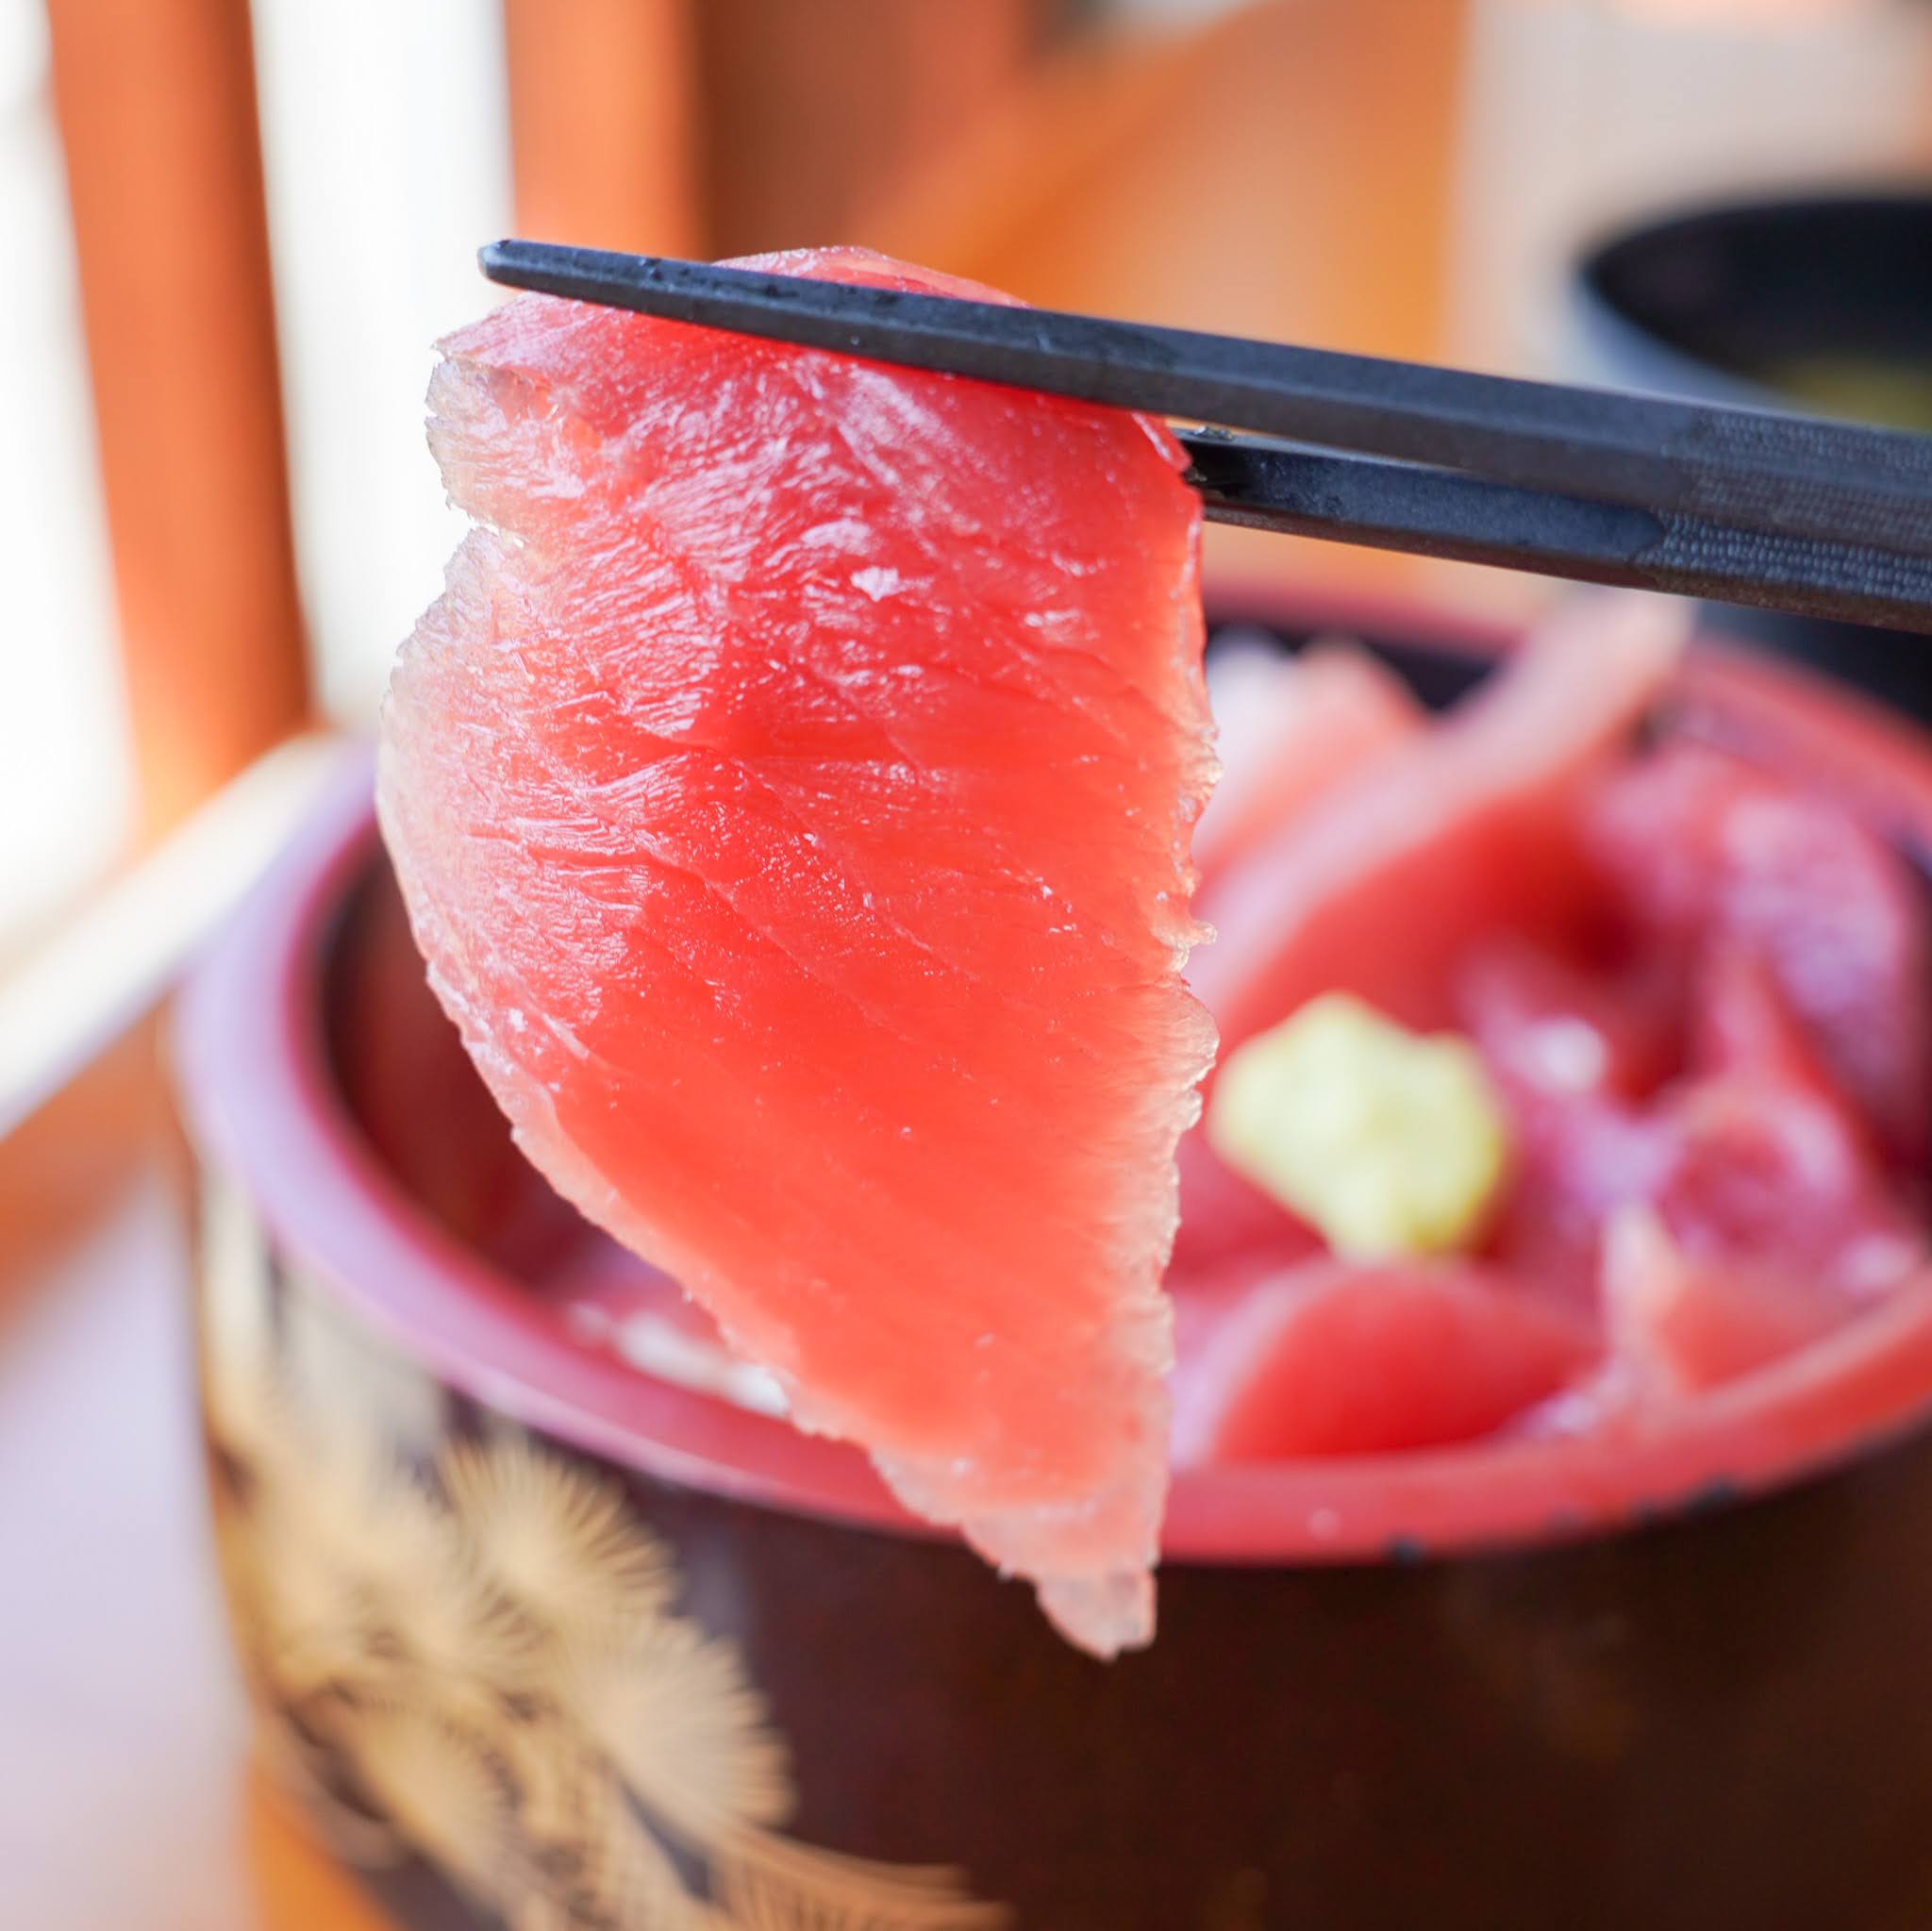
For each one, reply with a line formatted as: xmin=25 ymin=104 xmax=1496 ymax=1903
xmin=480 ymin=241 xmax=1932 ymax=634
xmin=1184 ymin=434 xmax=1932 ymax=634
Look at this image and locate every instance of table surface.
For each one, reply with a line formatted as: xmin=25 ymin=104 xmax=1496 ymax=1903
xmin=0 ymin=1037 xmax=391 ymax=1931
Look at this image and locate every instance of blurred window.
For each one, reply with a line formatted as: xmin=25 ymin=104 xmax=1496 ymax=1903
xmin=250 ymin=0 xmax=510 ymax=723
xmin=0 ymin=0 xmax=130 ymax=955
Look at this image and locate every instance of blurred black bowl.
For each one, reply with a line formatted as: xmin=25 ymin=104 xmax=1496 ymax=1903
xmin=1571 ymin=188 xmax=1932 ymax=720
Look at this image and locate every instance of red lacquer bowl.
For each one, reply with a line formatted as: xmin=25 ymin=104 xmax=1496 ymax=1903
xmin=175 ymin=589 xmax=1932 ymax=1931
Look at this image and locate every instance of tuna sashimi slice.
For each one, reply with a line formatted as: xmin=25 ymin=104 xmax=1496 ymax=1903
xmin=1192 ymin=593 xmax=1688 ymax=1053
xmin=1193 ymin=639 xmax=1424 ymax=888
xmin=1583 ymin=741 xmax=1932 ymax=1166
xmin=1457 ymin=939 xmax=1679 ymax=1301
xmin=1170 ymin=1124 xmax=1322 ymax=1274
xmin=1169 ymin=638 xmax=1423 ymax=1276
xmin=1172 ymin=1258 xmax=1595 ymax=1462
xmin=377 ymin=247 xmax=1214 ymax=1655
xmin=1602 ymin=1207 xmax=1850 ymax=1396
xmin=1457 ymin=937 xmax=1678 ymax=1107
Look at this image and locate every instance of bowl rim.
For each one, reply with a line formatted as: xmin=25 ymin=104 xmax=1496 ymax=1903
xmin=174 ymin=582 xmax=1932 ymax=1566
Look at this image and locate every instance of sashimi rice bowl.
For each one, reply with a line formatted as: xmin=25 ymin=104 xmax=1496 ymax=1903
xmin=176 ymin=250 xmax=1932 ymax=1931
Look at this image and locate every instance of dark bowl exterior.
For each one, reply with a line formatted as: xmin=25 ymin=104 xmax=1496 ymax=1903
xmin=1568 ymin=188 xmax=1932 ymax=724
xmin=181 ymin=591 xmax=1932 ymax=1930
xmin=201 ymin=1211 xmax=1932 ymax=1931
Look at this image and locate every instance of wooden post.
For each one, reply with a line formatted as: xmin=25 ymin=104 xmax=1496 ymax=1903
xmin=503 ymin=0 xmax=705 ymax=256
xmin=45 ymin=0 xmax=308 ymax=838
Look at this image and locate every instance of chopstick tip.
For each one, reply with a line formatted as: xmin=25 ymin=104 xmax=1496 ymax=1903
xmin=480 ymin=238 xmax=687 ymax=299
